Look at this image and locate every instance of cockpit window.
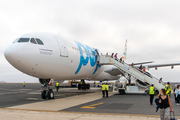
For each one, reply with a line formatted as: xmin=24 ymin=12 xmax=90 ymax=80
xmin=30 ymin=38 xmax=37 ymax=44
xmin=18 ymin=38 xmax=30 ymax=43
xmin=35 ymin=38 xmax=44 ymax=45
xmin=13 ymin=38 xmax=20 ymax=43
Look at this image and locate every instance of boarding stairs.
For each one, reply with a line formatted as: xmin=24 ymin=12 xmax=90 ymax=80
xmin=98 ymin=56 xmax=165 ymax=91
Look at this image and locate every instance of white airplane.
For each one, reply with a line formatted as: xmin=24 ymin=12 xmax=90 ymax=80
xmin=4 ymin=32 xmax=119 ymax=99
xmin=4 ymin=32 xmax=180 ymax=99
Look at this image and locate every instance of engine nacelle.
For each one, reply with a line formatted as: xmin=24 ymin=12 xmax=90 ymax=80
xmin=136 ymin=80 xmax=150 ymax=88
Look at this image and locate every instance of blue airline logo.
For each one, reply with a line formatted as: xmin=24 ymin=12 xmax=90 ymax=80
xmin=74 ymin=41 xmax=101 ymax=74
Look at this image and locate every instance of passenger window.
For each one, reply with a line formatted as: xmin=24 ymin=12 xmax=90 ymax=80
xmin=35 ymin=38 xmax=44 ymax=45
xmin=30 ymin=38 xmax=37 ymax=44
xmin=18 ymin=38 xmax=30 ymax=43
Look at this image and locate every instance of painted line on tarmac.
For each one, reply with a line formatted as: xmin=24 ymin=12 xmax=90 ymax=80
xmin=26 ymin=98 xmax=40 ymax=100
xmin=81 ymin=102 xmax=104 ymax=109
xmin=1 ymin=108 xmax=180 ymax=118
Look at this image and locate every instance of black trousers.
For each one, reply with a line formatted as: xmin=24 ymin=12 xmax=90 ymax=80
xmin=177 ymin=94 xmax=180 ymax=103
xmin=150 ymin=95 xmax=154 ymax=105
xmin=106 ymin=90 xmax=108 ymax=97
xmin=174 ymin=94 xmax=177 ymax=103
xmin=102 ymin=90 xmax=105 ymax=97
xmin=56 ymin=86 xmax=59 ymax=92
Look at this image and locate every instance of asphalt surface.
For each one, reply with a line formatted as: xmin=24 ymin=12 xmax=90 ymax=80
xmin=0 ymin=83 xmax=96 ymax=108
xmin=62 ymin=93 xmax=180 ymax=116
xmin=0 ymin=83 xmax=179 ymax=117
xmin=61 ymin=82 xmax=180 ymax=116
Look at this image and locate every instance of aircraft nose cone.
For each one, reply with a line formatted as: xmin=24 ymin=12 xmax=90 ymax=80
xmin=4 ymin=45 xmax=14 ymax=62
xmin=4 ymin=46 xmax=13 ymax=61
xmin=4 ymin=44 xmax=24 ymax=67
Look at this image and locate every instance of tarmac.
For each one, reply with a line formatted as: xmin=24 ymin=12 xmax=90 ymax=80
xmin=0 ymin=83 xmax=179 ymax=120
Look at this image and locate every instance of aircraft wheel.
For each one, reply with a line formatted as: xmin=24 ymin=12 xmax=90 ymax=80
xmin=83 ymin=84 xmax=87 ymax=90
xmin=41 ymin=90 xmax=46 ymax=99
xmin=78 ymin=84 xmax=81 ymax=90
xmin=48 ymin=89 xmax=54 ymax=99
xmin=87 ymin=84 xmax=90 ymax=89
xmin=119 ymin=89 xmax=125 ymax=95
xmin=46 ymin=91 xmax=51 ymax=99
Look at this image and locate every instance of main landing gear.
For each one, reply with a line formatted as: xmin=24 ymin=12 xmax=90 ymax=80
xmin=78 ymin=79 xmax=90 ymax=90
xmin=39 ymin=79 xmax=54 ymax=100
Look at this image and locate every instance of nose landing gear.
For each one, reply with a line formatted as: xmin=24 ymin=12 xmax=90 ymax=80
xmin=41 ymin=88 xmax=54 ymax=99
xmin=39 ymin=79 xmax=54 ymax=100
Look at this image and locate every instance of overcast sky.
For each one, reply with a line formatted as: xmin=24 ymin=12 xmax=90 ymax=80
xmin=1 ymin=0 xmax=180 ymax=83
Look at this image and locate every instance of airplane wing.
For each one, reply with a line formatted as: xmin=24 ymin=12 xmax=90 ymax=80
xmin=144 ymin=63 xmax=180 ymax=69
xmin=133 ymin=61 xmax=154 ymax=65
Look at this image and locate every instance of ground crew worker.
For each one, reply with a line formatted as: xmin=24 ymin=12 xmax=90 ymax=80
xmin=23 ymin=81 xmax=25 ymax=88
xmin=102 ymin=83 xmax=106 ymax=97
xmin=105 ymin=83 xmax=109 ymax=97
xmin=165 ymin=82 xmax=172 ymax=96
xmin=56 ymin=82 xmax=59 ymax=92
xmin=149 ymin=84 xmax=155 ymax=105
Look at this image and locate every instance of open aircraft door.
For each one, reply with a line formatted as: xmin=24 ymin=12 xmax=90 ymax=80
xmin=55 ymin=36 xmax=68 ymax=57
xmin=95 ymin=49 xmax=100 ymax=56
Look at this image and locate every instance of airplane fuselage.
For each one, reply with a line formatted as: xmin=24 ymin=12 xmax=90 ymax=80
xmin=4 ymin=32 xmax=120 ymax=82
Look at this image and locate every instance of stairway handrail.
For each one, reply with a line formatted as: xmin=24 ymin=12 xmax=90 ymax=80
xmin=108 ymin=57 xmax=160 ymax=83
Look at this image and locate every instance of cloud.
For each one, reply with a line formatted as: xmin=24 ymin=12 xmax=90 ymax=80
xmin=0 ymin=0 xmax=180 ymax=83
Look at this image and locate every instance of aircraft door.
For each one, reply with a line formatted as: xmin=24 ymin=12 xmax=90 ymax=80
xmin=95 ymin=49 xmax=99 ymax=56
xmin=55 ymin=36 xmax=68 ymax=57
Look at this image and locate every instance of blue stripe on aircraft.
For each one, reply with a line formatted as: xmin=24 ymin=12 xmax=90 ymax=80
xmin=74 ymin=41 xmax=101 ymax=74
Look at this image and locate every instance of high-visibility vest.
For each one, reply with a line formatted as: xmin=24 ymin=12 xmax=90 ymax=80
xmin=56 ymin=82 xmax=59 ymax=87
xmin=23 ymin=82 xmax=25 ymax=85
xmin=165 ymin=85 xmax=172 ymax=95
xmin=106 ymin=85 xmax=109 ymax=90
xmin=149 ymin=87 xmax=155 ymax=95
xmin=102 ymin=84 xmax=106 ymax=90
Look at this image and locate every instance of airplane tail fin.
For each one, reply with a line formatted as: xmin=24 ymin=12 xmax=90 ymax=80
xmin=122 ymin=40 xmax=127 ymax=61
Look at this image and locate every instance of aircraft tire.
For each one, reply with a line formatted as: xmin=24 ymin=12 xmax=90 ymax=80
xmin=78 ymin=84 xmax=81 ymax=90
xmin=119 ymin=89 xmax=125 ymax=95
xmin=46 ymin=91 xmax=51 ymax=99
xmin=83 ymin=84 xmax=87 ymax=90
xmin=49 ymin=90 xmax=54 ymax=99
xmin=87 ymin=84 xmax=90 ymax=89
xmin=41 ymin=90 xmax=46 ymax=99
